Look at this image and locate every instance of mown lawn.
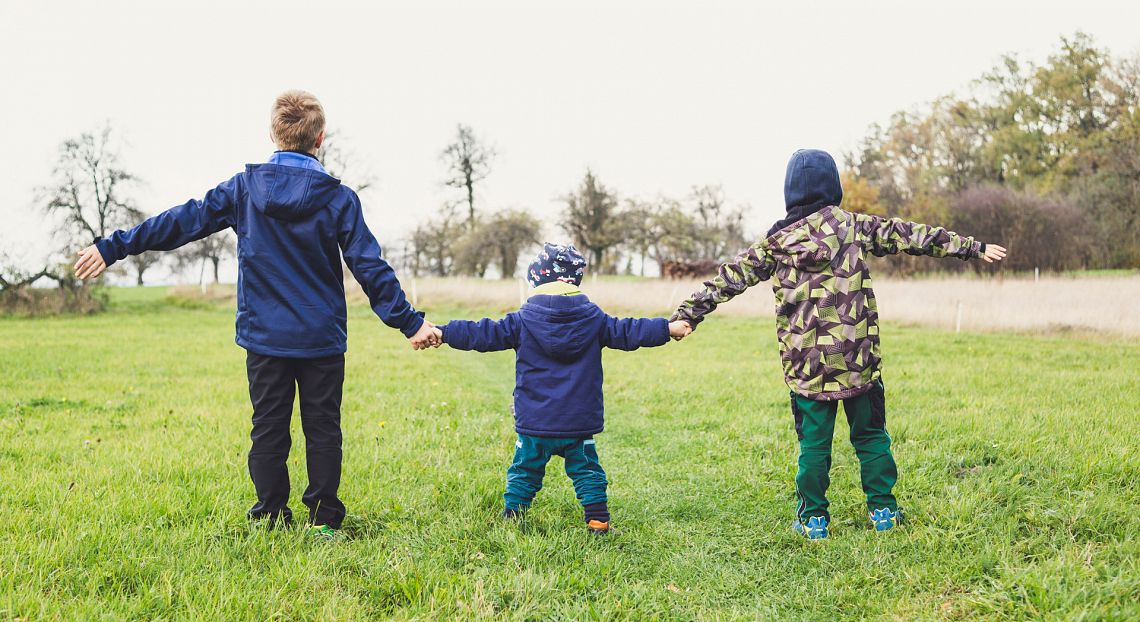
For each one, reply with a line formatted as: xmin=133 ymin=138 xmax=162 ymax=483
xmin=1 ymin=287 xmax=1137 ymax=620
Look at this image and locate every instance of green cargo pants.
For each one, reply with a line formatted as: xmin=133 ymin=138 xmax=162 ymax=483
xmin=503 ymin=434 xmax=608 ymax=513
xmin=791 ymin=381 xmax=897 ymax=523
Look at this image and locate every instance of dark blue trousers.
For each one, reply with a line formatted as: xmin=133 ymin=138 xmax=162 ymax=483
xmin=245 ymin=352 xmax=346 ymax=529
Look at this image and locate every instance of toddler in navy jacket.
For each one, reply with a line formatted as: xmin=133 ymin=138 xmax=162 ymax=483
xmin=438 ymin=243 xmax=690 ymax=534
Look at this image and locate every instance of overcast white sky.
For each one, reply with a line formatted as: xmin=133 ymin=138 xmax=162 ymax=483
xmin=2 ymin=0 xmax=1138 ymax=280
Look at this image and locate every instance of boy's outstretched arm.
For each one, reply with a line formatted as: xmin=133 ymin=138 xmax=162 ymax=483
xmin=600 ymin=315 xmax=670 ymax=351
xmin=440 ymin=314 xmax=521 ymax=352
xmin=74 ymin=177 xmax=239 ymax=279
xmin=670 ymin=242 xmax=777 ymax=331
xmin=853 ymin=212 xmax=1006 ymax=262
xmin=337 ymin=194 xmax=432 ymax=345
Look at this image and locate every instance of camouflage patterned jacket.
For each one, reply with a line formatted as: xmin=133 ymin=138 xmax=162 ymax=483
xmin=672 ymin=206 xmax=983 ymax=400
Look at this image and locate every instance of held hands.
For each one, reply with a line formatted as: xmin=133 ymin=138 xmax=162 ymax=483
xmin=981 ymin=244 xmax=1007 ymax=263
xmin=669 ymin=320 xmax=693 ymax=341
xmin=74 ymin=245 xmax=108 ymax=279
xmin=409 ymin=321 xmax=443 ymax=350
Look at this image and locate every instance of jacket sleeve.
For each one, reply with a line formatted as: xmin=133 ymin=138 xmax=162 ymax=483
xmin=440 ymin=313 xmax=521 ymax=352
xmin=338 ymin=193 xmax=424 ymax=338
xmin=670 ymin=242 xmax=777 ymax=330
xmin=853 ymin=213 xmax=981 ymax=260
xmin=94 ymin=175 xmax=239 ymax=266
xmin=600 ymin=316 xmax=670 ymax=351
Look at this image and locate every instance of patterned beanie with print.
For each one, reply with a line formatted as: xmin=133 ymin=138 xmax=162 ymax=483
xmin=527 ymin=242 xmax=587 ymax=287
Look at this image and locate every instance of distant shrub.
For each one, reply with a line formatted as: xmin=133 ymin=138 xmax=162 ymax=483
xmin=0 ymin=283 xmax=106 ymax=316
xmin=950 ymin=186 xmax=1093 ymax=273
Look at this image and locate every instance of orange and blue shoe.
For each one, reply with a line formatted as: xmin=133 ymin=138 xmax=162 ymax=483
xmin=793 ymin=516 xmax=829 ymax=540
xmin=869 ymin=508 xmax=900 ymax=531
xmin=587 ymin=519 xmax=610 ymax=535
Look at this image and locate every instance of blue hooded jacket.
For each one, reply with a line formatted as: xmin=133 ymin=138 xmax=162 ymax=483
xmin=440 ymin=293 xmax=669 ymax=438
xmin=95 ymin=152 xmax=423 ymax=358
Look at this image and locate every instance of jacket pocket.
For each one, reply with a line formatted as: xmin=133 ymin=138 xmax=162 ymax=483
xmin=790 ymin=391 xmax=805 ymax=441
xmin=868 ymin=381 xmax=886 ymax=429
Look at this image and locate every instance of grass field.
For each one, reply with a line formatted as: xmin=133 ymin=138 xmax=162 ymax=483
xmin=1 ymin=286 xmax=1138 ymax=620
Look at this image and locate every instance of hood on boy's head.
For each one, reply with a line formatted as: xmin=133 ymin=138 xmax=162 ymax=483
xmin=767 ymin=149 xmax=843 ymax=237
xmin=784 ymin=149 xmax=842 ymax=211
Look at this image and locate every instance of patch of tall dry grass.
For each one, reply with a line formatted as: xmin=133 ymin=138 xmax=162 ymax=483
xmin=369 ymin=274 xmax=1140 ymax=336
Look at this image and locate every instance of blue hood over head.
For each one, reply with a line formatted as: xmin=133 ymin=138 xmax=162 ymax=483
xmin=245 ymin=163 xmax=343 ymax=222
xmin=767 ymin=149 xmax=844 ymax=237
xmin=519 ymin=294 xmax=605 ymax=361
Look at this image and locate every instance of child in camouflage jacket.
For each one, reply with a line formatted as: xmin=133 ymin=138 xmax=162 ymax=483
xmin=672 ymin=149 xmax=1006 ymax=539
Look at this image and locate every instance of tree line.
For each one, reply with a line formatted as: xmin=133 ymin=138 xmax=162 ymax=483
xmin=0 ymin=125 xmax=376 ymax=302
xmin=843 ymin=32 xmax=1140 ymax=272
xmin=405 ymin=126 xmax=750 ymax=278
xmin=5 ymin=30 xmax=1135 ymax=312
xmin=0 ymin=118 xmax=752 ymax=298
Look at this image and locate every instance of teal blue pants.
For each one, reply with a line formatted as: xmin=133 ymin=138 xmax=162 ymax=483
xmin=504 ymin=434 xmax=608 ymax=512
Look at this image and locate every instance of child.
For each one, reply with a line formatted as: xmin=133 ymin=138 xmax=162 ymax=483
xmin=72 ymin=90 xmax=440 ymax=539
xmin=435 ymin=243 xmax=690 ymax=534
xmin=671 ymin=149 xmax=1006 ymax=539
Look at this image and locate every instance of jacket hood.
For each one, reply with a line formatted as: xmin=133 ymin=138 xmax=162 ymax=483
xmin=767 ymin=149 xmax=844 ymax=237
xmin=245 ymin=163 xmax=343 ymax=221
xmin=519 ymin=294 xmax=604 ymax=361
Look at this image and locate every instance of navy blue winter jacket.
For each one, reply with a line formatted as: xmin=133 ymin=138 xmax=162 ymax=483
xmin=440 ymin=293 xmax=669 ymax=438
xmin=95 ymin=156 xmax=423 ymax=358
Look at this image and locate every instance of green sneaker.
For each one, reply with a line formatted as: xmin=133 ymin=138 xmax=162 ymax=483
xmin=306 ymin=525 xmax=344 ymax=542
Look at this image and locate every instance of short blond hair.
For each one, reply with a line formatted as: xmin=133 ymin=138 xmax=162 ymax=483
xmin=271 ymin=90 xmax=325 ymax=152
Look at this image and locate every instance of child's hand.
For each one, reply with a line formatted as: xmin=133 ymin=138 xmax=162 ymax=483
xmin=981 ymin=244 xmax=1007 ymax=263
xmin=409 ymin=321 xmax=444 ymax=350
xmin=74 ymin=245 xmax=107 ymax=279
xmin=669 ymin=320 xmax=693 ymax=341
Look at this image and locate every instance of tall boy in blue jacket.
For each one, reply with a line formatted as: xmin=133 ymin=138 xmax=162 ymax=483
xmin=73 ymin=90 xmax=440 ymax=539
xmin=437 ymin=243 xmax=691 ymax=534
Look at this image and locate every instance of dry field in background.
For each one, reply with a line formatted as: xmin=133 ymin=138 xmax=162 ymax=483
xmin=371 ymin=273 xmax=1140 ymax=337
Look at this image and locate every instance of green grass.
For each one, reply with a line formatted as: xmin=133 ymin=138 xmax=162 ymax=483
xmin=1 ymin=287 xmax=1137 ymax=620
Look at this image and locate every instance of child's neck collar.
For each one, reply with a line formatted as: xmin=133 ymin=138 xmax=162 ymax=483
xmin=530 ymin=281 xmax=582 ymax=297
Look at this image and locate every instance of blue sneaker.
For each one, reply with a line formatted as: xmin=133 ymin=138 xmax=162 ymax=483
xmin=793 ymin=516 xmax=829 ymax=540
xmin=869 ymin=507 xmax=900 ymax=531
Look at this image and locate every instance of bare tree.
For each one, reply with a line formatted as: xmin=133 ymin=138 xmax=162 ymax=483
xmin=688 ymin=185 xmax=749 ymax=261
xmin=620 ymin=199 xmax=660 ymax=276
xmin=409 ymin=203 xmax=463 ymax=276
xmin=559 ymin=169 xmax=624 ymax=273
xmin=452 ymin=221 xmax=494 ymax=278
xmin=0 ymin=255 xmax=55 ymax=293
xmin=40 ymin=124 xmax=139 ymax=245
xmin=36 ymin=123 xmax=160 ymax=285
xmin=175 ymin=231 xmax=237 ymax=285
xmin=126 ymin=250 xmax=162 ymax=286
xmin=317 ymin=129 xmax=376 ymax=194
xmin=486 ymin=209 xmax=543 ymax=278
xmin=441 ymin=124 xmax=495 ymax=229
xmin=0 ymin=251 xmax=104 ymax=314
